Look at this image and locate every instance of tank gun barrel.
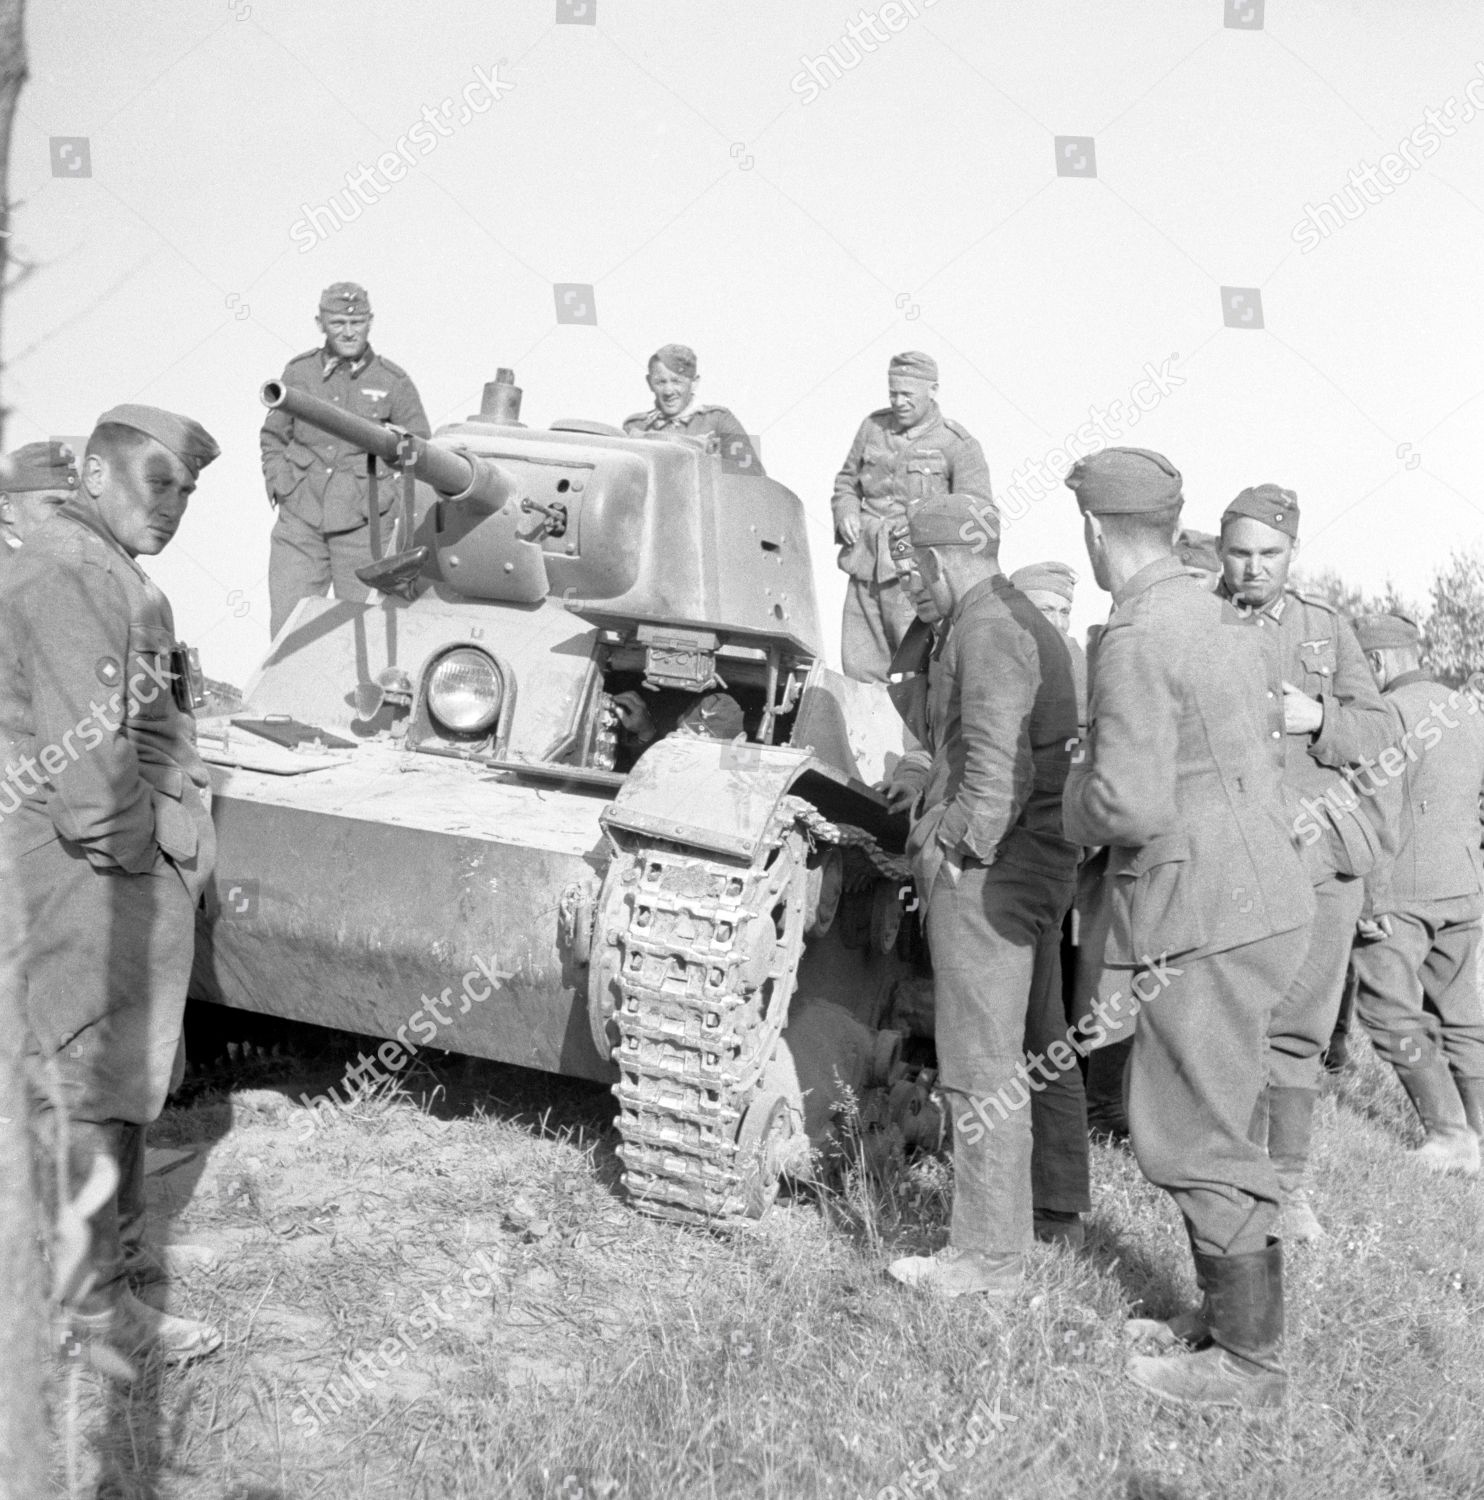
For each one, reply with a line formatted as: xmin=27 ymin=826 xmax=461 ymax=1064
xmin=260 ymin=379 xmax=517 ymax=511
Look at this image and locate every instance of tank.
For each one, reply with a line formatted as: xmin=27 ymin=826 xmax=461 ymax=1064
xmin=189 ymin=370 xmax=936 ymax=1228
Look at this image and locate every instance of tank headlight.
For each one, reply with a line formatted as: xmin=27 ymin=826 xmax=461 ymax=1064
xmin=427 ymin=650 xmax=502 ymax=735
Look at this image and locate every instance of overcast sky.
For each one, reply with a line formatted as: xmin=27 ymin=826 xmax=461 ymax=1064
xmin=9 ymin=0 xmax=1484 ymax=684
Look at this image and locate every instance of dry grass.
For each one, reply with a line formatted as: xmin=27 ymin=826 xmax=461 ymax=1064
xmin=48 ymin=1026 xmax=1484 ymax=1500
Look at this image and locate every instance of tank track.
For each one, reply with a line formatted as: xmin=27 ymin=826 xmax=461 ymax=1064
xmin=595 ymin=796 xmax=908 ymax=1229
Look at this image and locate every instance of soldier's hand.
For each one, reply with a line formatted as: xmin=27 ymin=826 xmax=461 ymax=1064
xmin=611 ymin=690 xmax=656 ymax=743
xmin=1356 ymin=916 xmax=1391 ymax=943
xmin=874 ymin=774 xmax=920 ymax=815
xmin=838 ymin=513 xmax=861 ymax=547
xmin=1281 ymin=681 xmax=1325 ymax=735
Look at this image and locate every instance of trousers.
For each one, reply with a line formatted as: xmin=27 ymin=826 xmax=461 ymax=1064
xmin=1128 ymin=927 xmax=1306 ymax=1256
xmin=1265 ymin=871 xmax=1364 ymax=1091
xmin=1350 ymin=895 xmax=1484 ymax=1078
xmin=268 ymin=507 xmax=376 ymax=638
xmin=927 ymin=859 xmax=1087 ymax=1255
xmin=840 ymin=574 xmax=916 ymax=683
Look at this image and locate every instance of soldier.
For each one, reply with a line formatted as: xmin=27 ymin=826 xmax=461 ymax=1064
xmin=1216 ymin=486 xmax=1394 ymax=1240
xmin=1347 ymin=612 xmax=1484 ymax=1174
xmin=878 ymin=523 xmax=943 ymax=815
xmin=1063 ymin=447 xmax=1312 ymax=1409
xmin=1176 ymin=529 xmax=1221 ymax=589
xmin=1009 ymin=561 xmax=1086 ymax=726
xmin=260 ymin=282 xmax=430 ymax=638
xmin=885 ymin=494 xmax=1088 ymax=1296
xmin=622 ymin=344 xmax=761 ymax=473
xmin=0 ymin=440 xmax=79 ymax=550
xmin=832 ymin=352 xmax=990 ymax=683
xmin=0 ymin=405 xmax=223 ymax=1362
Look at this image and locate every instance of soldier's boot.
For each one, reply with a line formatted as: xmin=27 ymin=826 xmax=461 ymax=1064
xmin=1127 ymin=1239 xmax=1285 ymax=1410
xmin=887 ymin=1246 xmax=1023 ymax=1299
xmin=1032 ymin=1210 xmax=1085 ymax=1250
xmin=1267 ymin=1087 xmax=1324 ymax=1242
xmin=1455 ymin=1076 xmax=1484 ymax=1143
xmin=1397 ymin=1063 xmax=1480 ymax=1176
xmin=1126 ymin=1221 xmax=1211 ymax=1348
xmin=1084 ymin=1039 xmax=1132 ymax=1142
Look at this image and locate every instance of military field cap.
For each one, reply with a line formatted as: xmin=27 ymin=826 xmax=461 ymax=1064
xmin=319 ymin=281 xmax=371 ymax=316
xmin=678 ymin=691 xmax=745 ymax=740
xmin=1176 ymin=528 xmax=1221 ymax=572
xmin=908 ymin=492 xmax=999 ymax=548
xmin=650 ymin=343 xmax=698 ymax=378
xmin=93 ymin=405 xmax=221 ymax=476
xmin=1222 ymin=483 xmax=1299 ymax=540
xmin=1065 ymin=447 xmax=1183 ymax=514
xmin=888 ymin=519 xmax=915 ymax=560
xmin=889 ymin=350 xmax=938 ymax=382
xmin=1010 ymin=561 xmax=1077 ymax=601
xmin=0 ymin=439 xmax=79 ymax=493
xmin=1353 ymin=612 xmax=1422 ymax=651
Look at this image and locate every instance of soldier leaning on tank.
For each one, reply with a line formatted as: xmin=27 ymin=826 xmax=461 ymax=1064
xmin=1215 ymin=486 xmax=1394 ymax=1242
xmin=1344 ymin=611 xmax=1484 ymax=1175
xmin=1062 ymin=446 xmax=1313 ymax=1410
xmin=0 ymin=440 xmax=78 ymax=552
xmin=622 ymin=343 xmax=761 ymax=472
xmin=260 ymin=282 xmax=430 ymax=638
xmin=885 ymin=493 xmax=1090 ymax=1298
xmin=0 ymin=406 xmax=223 ymax=1364
xmin=831 ymin=352 xmax=991 ymax=684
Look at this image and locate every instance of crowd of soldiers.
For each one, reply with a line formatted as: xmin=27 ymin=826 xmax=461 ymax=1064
xmin=846 ymin=371 xmax=1484 ymax=1411
xmin=1 ymin=292 xmax=1481 ymax=1416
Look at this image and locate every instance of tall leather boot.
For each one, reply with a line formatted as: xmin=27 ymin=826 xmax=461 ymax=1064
xmin=1126 ymin=1220 xmax=1212 ymax=1348
xmin=1085 ymin=1038 xmax=1132 ymax=1141
xmin=1267 ymin=1087 xmax=1324 ymax=1242
xmin=1127 ymin=1238 xmax=1285 ymax=1409
xmin=1396 ymin=1063 xmax=1480 ymax=1175
xmin=1456 ymin=1076 xmax=1484 ymax=1142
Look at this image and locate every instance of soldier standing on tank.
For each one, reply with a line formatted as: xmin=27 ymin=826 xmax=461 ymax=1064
xmin=885 ymin=493 xmax=1089 ymax=1296
xmin=1216 ymin=486 xmax=1394 ymax=1241
xmin=260 ymin=282 xmax=430 ymax=638
xmin=831 ymin=353 xmax=991 ymax=683
xmin=1346 ymin=612 xmax=1484 ymax=1174
xmin=1062 ymin=447 xmax=1313 ymax=1409
xmin=622 ymin=344 xmax=762 ymax=473
xmin=0 ymin=406 xmax=223 ymax=1363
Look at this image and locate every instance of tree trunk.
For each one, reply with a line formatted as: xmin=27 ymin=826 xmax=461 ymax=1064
xmin=0 ymin=8 xmax=49 ymax=1498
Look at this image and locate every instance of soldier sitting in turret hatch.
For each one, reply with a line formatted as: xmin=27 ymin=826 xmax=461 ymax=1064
xmin=622 ymin=344 xmax=763 ymax=475
xmin=611 ymin=688 xmax=747 ymax=771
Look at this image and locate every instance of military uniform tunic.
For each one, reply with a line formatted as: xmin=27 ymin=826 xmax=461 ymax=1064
xmin=1065 ymin=558 xmax=1313 ymax=1255
xmin=831 ymin=404 xmax=990 ymax=682
xmin=260 ymin=344 xmax=430 ymax=636
xmin=1351 ymin=671 xmax=1484 ymax=1081
xmin=621 ymin=403 xmax=760 ymax=471
xmin=906 ymin=575 xmax=1086 ymax=1254
xmin=1218 ymin=583 xmax=1396 ymax=1091
xmin=0 ymin=504 xmax=215 ymax=1124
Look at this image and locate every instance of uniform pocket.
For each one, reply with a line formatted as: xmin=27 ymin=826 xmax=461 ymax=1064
xmin=126 ymin=624 xmax=176 ymax=722
xmin=1117 ymin=832 xmax=1206 ymax=960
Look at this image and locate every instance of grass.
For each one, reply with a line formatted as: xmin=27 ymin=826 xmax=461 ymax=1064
xmin=48 ymin=1021 xmax=1484 ymax=1500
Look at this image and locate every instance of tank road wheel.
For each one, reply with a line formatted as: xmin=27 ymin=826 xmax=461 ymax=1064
xmin=870 ymin=881 xmax=903 ymax=955
xmin=803 ymin=847 xmax=844 ymax=937
xmin=734 ymin=1093 xmax=803 ymax=1219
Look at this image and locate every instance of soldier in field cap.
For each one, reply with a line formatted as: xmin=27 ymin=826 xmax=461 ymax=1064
xmin=1063 ymin=447 xmax=1313 ymax=1408
xmin=260 ymin=282 xmax=430 ymax=637
xmin=622 ymin=343 xmax=762 ymax=474
xmin=0 ymin=439 xmax=80 ymax=550
xmin=1009 ymin=560 xmax=1086 ymax=723
xmin=1346 ymin=612 xmax=1484 ymax=1176
xmin=832 ymin=352 xmax=991 ymax=681
xmin=0 ymin=404 xmax=224 ymax=1363
xmin=1216 ymin=482 xmax=1393 ymax=1242
xmin=885 ymin=492 xmax=1089 ymax=1299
